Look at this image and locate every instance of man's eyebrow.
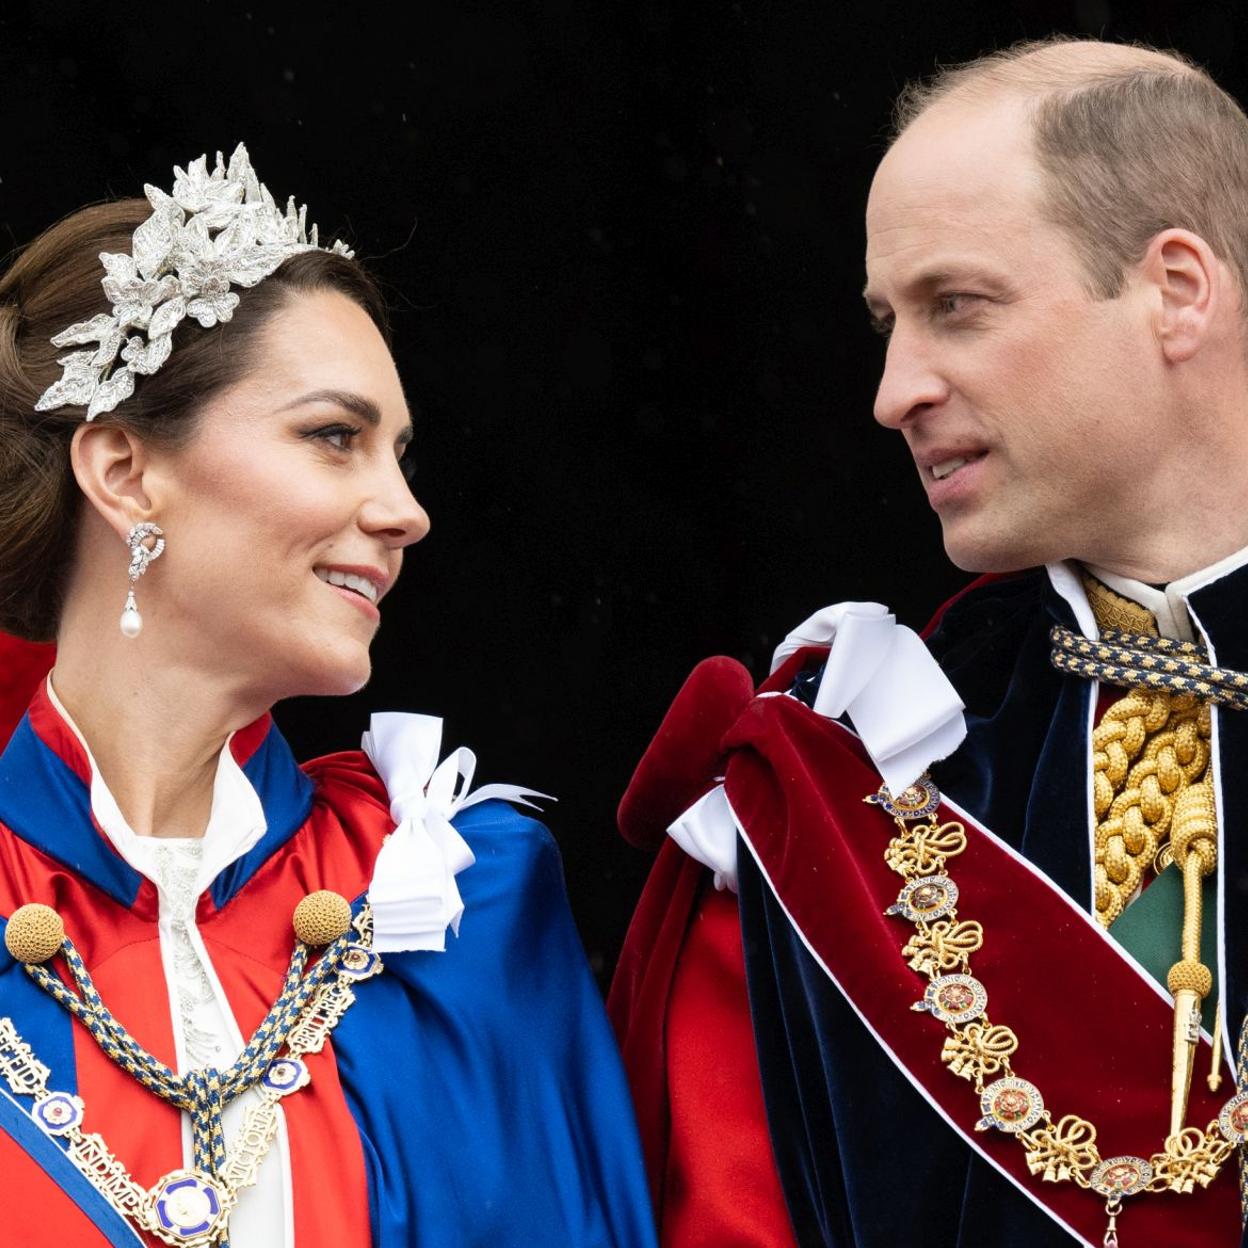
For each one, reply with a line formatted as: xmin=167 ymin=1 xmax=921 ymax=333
xmin=278 ymin=388 xmax=415 ymax=444
xmin=863 ymin=267 xmax=960 ymax=309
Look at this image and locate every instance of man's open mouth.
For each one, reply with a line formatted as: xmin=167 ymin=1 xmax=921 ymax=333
xmin=930 ymin=452 xmax=986 ymax=481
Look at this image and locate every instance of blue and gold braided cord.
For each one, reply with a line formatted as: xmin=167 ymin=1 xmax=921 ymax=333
xmin=1050 ymin=626 xmax=1248 ymax=712
xmin=25 ymin=932 xmax=349 ymax=1184
xmin=1237 ymin=1010 xmax=1248 ymax=1221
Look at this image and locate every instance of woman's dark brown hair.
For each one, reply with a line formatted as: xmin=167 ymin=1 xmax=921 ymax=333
xmin=0 ymin=197 xmax=389 ymax=642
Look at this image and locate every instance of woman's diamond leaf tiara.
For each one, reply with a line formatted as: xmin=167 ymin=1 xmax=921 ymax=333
xmin=34 ymin=142 xmax=354 ymax=421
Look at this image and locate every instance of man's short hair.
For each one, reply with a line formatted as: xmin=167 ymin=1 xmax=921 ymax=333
xmin=892 ymin=37 xmax=1248 ymax=305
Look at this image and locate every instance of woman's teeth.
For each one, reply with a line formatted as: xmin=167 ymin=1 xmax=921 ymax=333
xmin=315 ymin=568 xmax=379 ymax=604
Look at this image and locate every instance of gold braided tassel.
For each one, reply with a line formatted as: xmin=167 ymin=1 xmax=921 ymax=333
xmin=1091 ymin=689 xmax=1210 ymax=926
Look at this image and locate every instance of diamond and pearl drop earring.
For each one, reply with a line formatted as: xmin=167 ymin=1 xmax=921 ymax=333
xmin=119 ymin=523 xmax=165 ymax=639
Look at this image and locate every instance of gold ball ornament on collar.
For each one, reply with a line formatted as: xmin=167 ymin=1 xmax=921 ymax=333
xmin=292 ymin=890 xmax=351 ymax=946
xmin=5 ymin=904 xmax=66 ymax=964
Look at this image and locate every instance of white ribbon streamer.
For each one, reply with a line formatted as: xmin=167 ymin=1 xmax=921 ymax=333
xmin=668 ymin=783 xmax=739 ymax=894
xmin=363 ymin=712 xmax=550 ymax=954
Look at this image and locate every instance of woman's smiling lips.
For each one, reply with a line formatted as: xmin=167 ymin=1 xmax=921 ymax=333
xmin=314 ymin=564 xmax=391 ymax=620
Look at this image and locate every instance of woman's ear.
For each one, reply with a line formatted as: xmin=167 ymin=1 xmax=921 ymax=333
xmin=69 ymin=423 xmax=158 ymax=539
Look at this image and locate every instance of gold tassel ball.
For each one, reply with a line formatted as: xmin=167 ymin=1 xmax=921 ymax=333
xmin=292 ymin=891 xmax=352 ymax=946
xmin=1167 ymin=958 xmax=1213 ymax=998
xmin=5 ymin=903 xmax=65 ymax=964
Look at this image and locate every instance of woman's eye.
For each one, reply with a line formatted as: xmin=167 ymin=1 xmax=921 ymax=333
xmin=310 ymin=424 xmax=361 ymax=451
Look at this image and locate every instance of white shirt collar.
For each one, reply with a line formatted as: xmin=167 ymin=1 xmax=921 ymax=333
xmin=44 ymin=675 xmax=268 ymax=898
xmin=1048 ymin=543 xmax=1248 ymax=643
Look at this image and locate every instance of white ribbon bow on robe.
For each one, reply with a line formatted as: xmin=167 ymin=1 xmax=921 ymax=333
xmin=363 ymin=712 xmax=551 ymax=954
xmin=772 ymin=601 xmax=967 ymax=797
xmin=667 ymin=601 xmax=967 ymax=893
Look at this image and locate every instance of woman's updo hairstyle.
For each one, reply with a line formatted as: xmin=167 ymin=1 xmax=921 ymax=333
xmin=0 ymin=197 xmax=389 ymax=643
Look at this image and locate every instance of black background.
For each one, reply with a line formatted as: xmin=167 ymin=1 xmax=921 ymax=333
xmin=3 ymin=0 xmax=1243 ymax=982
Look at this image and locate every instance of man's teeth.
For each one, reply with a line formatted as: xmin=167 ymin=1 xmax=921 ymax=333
xmin=315 ymin=568 xmax=379 ymax=604
xmin=932 ymin=456 xmax=971 ymax=481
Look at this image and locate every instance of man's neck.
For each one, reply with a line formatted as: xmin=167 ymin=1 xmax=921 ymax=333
xmin=1078 ymin=526 xmax=1248 ymax=589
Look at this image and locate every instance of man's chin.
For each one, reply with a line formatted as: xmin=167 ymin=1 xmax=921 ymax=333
xmin=940 ymin=523 xmax=1051 ymax=576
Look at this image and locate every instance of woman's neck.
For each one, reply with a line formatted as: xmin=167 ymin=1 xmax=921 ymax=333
xmin=50 ymin=631 xmax=266 ymax=840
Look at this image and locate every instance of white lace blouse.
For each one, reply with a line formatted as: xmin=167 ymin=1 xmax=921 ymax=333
xmin=45 ymin=678 xmax=290 ymax=1248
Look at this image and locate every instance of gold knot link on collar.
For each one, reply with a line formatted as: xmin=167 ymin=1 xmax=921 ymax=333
xmin=1022 ymin=1114 xmax=1100 ymax=1184
xmin=941 ymin=1022 xmax=1019 ymax=1089
xmin=885 ymin=821 xmax=967 ymax=877
xmin=1148 ymin=1127 xmax=1230 ymax=1194
xmin=902 ymin=918 xmax=984 ymax=976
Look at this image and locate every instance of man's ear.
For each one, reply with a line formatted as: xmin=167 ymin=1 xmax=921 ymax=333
xmin=1140 ymin=228 xmax=1221 ymax=364
xmin=70 ymin=423 xmax=157 ymax=539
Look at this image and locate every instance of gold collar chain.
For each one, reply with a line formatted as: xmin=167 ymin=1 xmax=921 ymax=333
xmin=0 ymin=901 xmax=381 ymax=1248
xmin=867 ymin=778 xmax=1246 ymax=1248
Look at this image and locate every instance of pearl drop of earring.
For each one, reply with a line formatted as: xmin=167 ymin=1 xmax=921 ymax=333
xmin=119 ymin=589 xmax=142 ymax=639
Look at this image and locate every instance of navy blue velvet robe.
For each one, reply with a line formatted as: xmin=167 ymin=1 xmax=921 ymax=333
xmin=738 ymin=567 xmax=1248 ymax=1247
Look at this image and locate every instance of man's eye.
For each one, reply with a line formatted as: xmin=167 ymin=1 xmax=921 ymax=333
xmin=935 ymin=292 xmax=980 ymax=317
xmin=869 ymin=315 xmax=894 ymax=338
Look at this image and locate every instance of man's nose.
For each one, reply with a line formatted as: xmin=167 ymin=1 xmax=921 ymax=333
xmin=873 ymin=326 xmax=950 ymax=428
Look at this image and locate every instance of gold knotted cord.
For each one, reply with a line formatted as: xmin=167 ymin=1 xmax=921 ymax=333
xmin=1053 ymin=575 xmax=1226 ymax=1148
xmin=1091 ymin=689 xmax=1211 ymax=927
xmin=1070 ymin=575 xmax=1215 ymax=929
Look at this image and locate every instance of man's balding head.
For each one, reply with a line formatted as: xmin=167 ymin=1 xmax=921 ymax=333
xmin=894 ymin=37 xmax=1193 ymax=122
xmin=892 ymin=38 xmax=1248 ymax=304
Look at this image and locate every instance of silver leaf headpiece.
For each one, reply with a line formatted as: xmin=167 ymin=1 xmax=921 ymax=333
xmin=34 ymin=142 xmax=354 ymax=420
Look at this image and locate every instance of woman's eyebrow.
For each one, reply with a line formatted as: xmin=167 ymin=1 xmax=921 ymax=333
xmin=278 ymin=388 xmax=382 ymax=424
xmin=279 ymin=388 xmax=415 ymax=443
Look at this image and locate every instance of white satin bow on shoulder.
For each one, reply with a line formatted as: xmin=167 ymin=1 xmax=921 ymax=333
xmin=363 ymin=712 xmax=551 ymax=954
xmin=667 ymin=601 xmax=967 ymax=894
xmin=771 ymin=601 xmax=966 ymax=797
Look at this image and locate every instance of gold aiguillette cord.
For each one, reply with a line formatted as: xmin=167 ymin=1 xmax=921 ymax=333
xmin=1166 ymin=780 xmax=1217 ymax=1137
